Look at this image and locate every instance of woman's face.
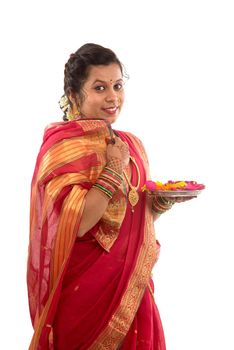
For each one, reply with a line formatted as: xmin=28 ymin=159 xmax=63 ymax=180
xmin=76 ymin=63 xmax=125 ymax=124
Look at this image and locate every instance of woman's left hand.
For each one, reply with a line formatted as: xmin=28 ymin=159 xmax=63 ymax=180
xmin=148 ymin=191 xmax=197 ymax=204
xmin=167 ymin=195 xmax=197 ymax=204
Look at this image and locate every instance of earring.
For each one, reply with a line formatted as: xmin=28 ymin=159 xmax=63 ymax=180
xmin=66 ymin=105 xmax=74 ymax=121
xmin=59 ymin=94 xmax=82 ymax=121
xmin=67 ymin=102 xmax=81 ymax=121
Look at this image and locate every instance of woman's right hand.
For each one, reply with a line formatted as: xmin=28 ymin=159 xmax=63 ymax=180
xmin=106 ymin=137 xmax=130 ymax=174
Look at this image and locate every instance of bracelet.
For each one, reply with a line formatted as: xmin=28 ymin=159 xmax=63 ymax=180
xmin=92 ymin=166 xmax=123 ymax=199
xmin=159 ymin=196 xmax=174 ymax=207
xmin=152 ymin=195 xmax=174 ymax=214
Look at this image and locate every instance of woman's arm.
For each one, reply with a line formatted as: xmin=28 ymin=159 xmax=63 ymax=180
xmin=153 ymin=211 xmax=161 ymax=221
xmin=77 ymin=137 xmax=129 ymax=237
xmin=77 ymin=188 xmax=110 ymax=237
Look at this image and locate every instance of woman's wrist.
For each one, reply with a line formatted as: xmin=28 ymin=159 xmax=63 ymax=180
xmin=152 ymin=195 xmax=174 ymax=214
xmin=92 ymin=166 xmax=123 ymax=200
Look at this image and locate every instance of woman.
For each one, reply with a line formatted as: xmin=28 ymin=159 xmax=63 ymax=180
xmin=27 ymin=43 xmax=191 ymax=349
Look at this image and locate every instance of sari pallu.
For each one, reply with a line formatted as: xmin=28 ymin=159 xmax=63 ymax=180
xmin=27 ymin=119 xmax=165 ymax=349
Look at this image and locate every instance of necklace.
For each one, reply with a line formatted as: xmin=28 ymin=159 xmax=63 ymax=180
xmin=123 ymin=156 xmax=141 ymax=208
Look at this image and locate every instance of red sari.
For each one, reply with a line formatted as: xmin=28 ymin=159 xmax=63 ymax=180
xmin=27 ymin=119 xmax=166 ymax=349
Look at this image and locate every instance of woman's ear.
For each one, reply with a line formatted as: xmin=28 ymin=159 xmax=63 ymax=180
xmin=68 ymin=92 xmax=79 ymax=105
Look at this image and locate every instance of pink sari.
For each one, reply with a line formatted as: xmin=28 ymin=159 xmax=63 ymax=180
xmin=27 ymin=119 xmax=166 ymax=349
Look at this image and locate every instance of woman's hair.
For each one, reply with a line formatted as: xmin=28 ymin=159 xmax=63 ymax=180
xmin=60 ymin=43 xmax=125 ymax=120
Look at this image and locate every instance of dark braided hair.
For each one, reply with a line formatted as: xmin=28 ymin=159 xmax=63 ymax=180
xmin=61 ymin=43 xmax=125 ymax=121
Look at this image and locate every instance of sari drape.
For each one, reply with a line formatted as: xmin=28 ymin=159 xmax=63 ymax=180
xmin=27 ymin=119 xmax=166 ymax=349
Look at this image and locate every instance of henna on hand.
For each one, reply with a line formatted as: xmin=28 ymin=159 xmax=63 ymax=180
xmin=106 ymin=156 xmax=123 ymax=174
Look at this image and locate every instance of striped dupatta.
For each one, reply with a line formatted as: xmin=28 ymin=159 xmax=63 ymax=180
xmin=27 ymin=119 xmax=162 ymax=349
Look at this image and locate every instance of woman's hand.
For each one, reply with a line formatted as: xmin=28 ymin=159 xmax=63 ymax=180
xmin=150 ymin=192 xmax=197 ymax=221
xmin=148 ymin=191 xmax=197 ymax=205
xmin=166 ymin=195 xmax=197 ymax=204
xmin=106 ymin=137 xmax=130 ymax=174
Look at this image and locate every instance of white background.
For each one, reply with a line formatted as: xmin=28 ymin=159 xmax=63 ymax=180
xmin=0 ymin=0 xmax=233 ymax=349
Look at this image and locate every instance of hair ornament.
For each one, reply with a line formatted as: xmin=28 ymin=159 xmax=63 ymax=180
xmin=59 ymin=95 xmax=70 ymax=113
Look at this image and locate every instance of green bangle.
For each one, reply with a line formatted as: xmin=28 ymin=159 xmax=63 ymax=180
xmin=158 ymin=196 xmax=174 ymax=207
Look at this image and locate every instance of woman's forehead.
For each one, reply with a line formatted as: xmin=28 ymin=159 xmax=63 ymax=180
xmin=86 ymin=64 xmax=123 ymax=83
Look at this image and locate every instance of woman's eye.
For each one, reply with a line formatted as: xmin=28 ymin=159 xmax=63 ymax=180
xmin=95 ymin=86 xmax=105 ymax=91
xmin=114 ymin=83 xmax=123 ymax=91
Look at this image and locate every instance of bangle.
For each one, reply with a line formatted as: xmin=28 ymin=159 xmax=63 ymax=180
xmin=92 ymin=166 xmax=123 ymax=199
xmin=152 ymin=195 xmax=174 ymax=214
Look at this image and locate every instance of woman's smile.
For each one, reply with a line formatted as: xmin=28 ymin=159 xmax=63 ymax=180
xmin=102 ymin=106 xmax=119 ymax=115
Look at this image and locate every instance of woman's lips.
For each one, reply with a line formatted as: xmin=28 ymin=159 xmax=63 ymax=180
xmin=102 ymin=107 xmax=119 ymax=115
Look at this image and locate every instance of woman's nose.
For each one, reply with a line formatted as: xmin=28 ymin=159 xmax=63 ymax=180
xmin=105 ymin=88 xmax=118 ymax=102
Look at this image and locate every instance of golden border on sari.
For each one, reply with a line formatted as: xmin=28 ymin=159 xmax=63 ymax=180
xmin=88 ymin=205 xmax=158 ymax=350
